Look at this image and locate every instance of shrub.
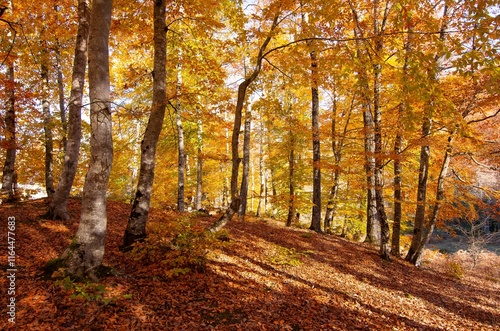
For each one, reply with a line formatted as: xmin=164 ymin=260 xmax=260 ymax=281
xmin=445 ymin=260 xmax=464 ymax=279
xmin=130 ymin=217 xmax=229 ymax=278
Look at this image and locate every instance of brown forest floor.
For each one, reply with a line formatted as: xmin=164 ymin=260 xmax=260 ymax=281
xmin=0 ymin=198 xmax=499 ymax=330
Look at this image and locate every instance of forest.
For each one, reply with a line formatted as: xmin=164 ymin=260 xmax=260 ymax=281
xmin=0 ymin=0 xmax=499 ymax=329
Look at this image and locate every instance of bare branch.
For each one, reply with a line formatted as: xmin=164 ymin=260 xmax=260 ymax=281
xmin=467 ymin=109 xmax=500 ymax=124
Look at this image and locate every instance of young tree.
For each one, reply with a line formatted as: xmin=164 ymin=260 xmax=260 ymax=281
xmin=123 ymin=0 xmax=166 ymax=251
xmin=47 ymin=0 xmax=91 ymax=220
xmin=406 ymin=4 xmax=449 ymax=264
xmin=1 ymin=63 xmax=17 ymax=201
xmin=61 ymin=0 xmax=113 ymax=280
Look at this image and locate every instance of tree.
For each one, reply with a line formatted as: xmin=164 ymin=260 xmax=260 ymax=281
xmin=122 ymin=0 xmax=166 ymax=251
xmin=47 ymin=0 xmax=90 ymax=220
xmin=209 ymin=9 xmax=281 ymax=232
xmin=406 ymin=3 xmax=449 ymax=265
xmin=1 ymin=63 xmax=17 ymax=201
xmin=61 ymin=0 xmax=113 ymax=280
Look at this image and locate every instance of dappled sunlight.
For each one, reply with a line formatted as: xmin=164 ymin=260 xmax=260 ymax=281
xmin=0 ymin=199 xmax=498 ymax=330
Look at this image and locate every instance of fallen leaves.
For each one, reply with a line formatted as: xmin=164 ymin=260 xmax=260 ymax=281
xmin=0 ymin=198 xmax=499 ymax=330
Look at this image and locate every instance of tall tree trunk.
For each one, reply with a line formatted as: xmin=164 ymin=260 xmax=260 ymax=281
xmin=41 ymin=62 xmax=54 ymax=198
xmin=310 ymin=49 xmax=322 ymax=233
xmin=1 ymin=63 xmax=17 ymax=202
xmin=62 ymin=0 xmax=113 ymax=281
xmin=392 ymin=22 xmax=412 ymax=257
xmin=256 ymin=130 xmax=265 ymax=217
xmin=47 ymin=0 xmax=90 ymax=220
xmin=122 ymin=0 xmax=166 ymax=250
xmin=373 ymin=60 xmax=390 ymax=260
xmin=176 ymin=56 xmax=185 ymax=212
xmin=392 ymin=126 xmax=403 ymax=257
xmin=55 ymin=45 xmax=67 ymax=152
xmin=195 ymin=115 xmax=203 ymax=211
xmin=363 ymin=93 xmax=379 ymax=244
xmin=373 ymin=0 xmax=391 ymax=260
xmin=406 ymin=4 xmax=449 ymax=264
xmin=239 ymin=109 xmax=251 ymax=217
xmin=286 ymin=127 xmax=296 ymax=227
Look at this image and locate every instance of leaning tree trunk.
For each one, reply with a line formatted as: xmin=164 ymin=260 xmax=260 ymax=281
xmin=47 ymin=0 xmax=90 ymax=220
xmin=239 ymin=109 xmax=251 ymax=217
xmin=409 ymin=133 xmax=454 ymax=265
xmin=122 ymin=0 xmax=166 ymax=251
xmin=309 ymin=49 xmax=322 ymax=233
xmin=61 ymin=0 xmax=113 ymax=281
xmin=209 ymin=14 xmax=280 ymax=232
xmin=1 ymin=63 xmax=17 ymax=201
xmin=406 ymin=4 xmax=449 ymax=264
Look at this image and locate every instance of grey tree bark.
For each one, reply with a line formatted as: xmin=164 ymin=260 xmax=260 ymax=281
xmin=47 ymin=0 xmax=90 ymax=220
xmin=309 ymin=49 xmax=322 ymax=233
xmin=195 ymin=116 xmax=203 ymax=211
xmin=1 ymin=63 xmax=17 ymax=201
xmin=392 ymin=22 xmax=412 ymax=257
xmin=41 ymin=61 xmax=54 ymax=198
xmin=176 ymin=57 xmax=185 ymax=212
xmin=122 ymin=0 xmax=166 ymax=250
xmin=238 ymin=109 xmax=251 ymax=217
xmin=62 ymin=0 xmax=113 ymax=280
xmin=55 ymin=45 xmax=67 ymax=152
xmin=286 ymin=120 xmax=296 ymax=227
xmin=372 ymin=0 xmax=391 ymax=260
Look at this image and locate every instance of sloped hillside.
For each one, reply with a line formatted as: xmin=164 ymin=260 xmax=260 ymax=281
xmin=0 ymin=198 xmax=498 ymax=330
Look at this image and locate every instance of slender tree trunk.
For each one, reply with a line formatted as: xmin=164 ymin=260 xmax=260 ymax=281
xmin=195 ymin=116 xmax=203 ymax=211
xmin=372 ymin=2 xmax=391 ymax=260
xmin=1 ymin=63 xmax=17 ymax=202
xmin=41 ymin=62 xmax=55 ymax=198
xmin=176 ymin=55 xmax=185 ymax=212
xmin=392 ymin=23 xmax=412 ymax=257
xmin=310 ymin=49 xmax=322 ymax=232
xmin=210 ymin=14 xmax=279 ymax=231
xmin=47 ymin=0 xmax=90 ymax=220
xmin=55 ymin=45 xmax=67 ymax=152
xmin=286 ymin=128 xmax=296 ymax=227
xmin=239 ymin=109 xmax=251 ymax=217
xmin=324 ymin=93 xmax=352 ymax=232
xmin=406 ymin=117 xmax=431 ymax=261
xmin=363 ymin=97 xmax=379 ymax=244
xmin=256 ymin=131 xmax=265 ymax=217
xmin=392 ymin=128 xmax=403 ymax=257
xmin=62 ymin=0 xmax=113 ymax=280
xmin=122 ymin=0 xmax=166 ymax=250
xmin=373 ymin=58 xmax=390 ymax=260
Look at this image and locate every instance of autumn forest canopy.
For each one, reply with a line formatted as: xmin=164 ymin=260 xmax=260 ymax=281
xmin=1 ymin=0 xmax=500 ymax=281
